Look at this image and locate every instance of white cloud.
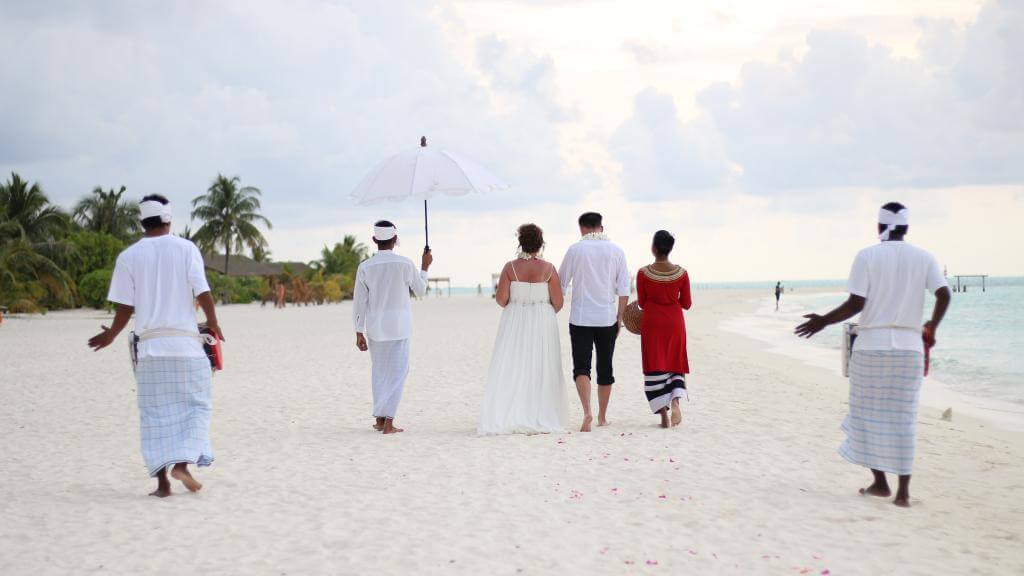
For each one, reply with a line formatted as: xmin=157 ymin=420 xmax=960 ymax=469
xmin=609 ymin=88 xmax=731 ymax=200
xmin=612 ymin=0 xmax=1024 ymax=197
xmin=0 ymin=0 xmax=583 ymax=235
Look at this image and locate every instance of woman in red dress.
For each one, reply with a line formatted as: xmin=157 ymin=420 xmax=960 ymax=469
xmin=637 ymin=230 xmax=691 ymax=428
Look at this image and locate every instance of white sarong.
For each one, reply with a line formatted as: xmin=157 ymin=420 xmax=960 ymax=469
xmin=135 ymin=356 xmax=214 ymax=477
xmin=369 ymin=339 xmax=410 ymax=419
xmin=839 ymin=350 xmax=923 ymax=476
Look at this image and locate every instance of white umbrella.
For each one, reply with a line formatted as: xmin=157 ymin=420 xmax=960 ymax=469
xmin=350 ymin=136 xmax=509 ymax=249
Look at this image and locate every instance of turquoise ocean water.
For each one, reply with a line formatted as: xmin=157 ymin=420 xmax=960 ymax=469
xmin=444 ymin=277 xmax=1023 ymax=409
xmin=727 ymin=277 xmax=1024 ymax=410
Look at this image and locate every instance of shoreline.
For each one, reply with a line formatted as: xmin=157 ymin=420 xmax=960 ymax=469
xmin=718 ymin=288 xmax=1024 ymax=433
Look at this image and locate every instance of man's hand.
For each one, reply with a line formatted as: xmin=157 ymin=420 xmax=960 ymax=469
xmin=88 ymin=325 xmax=116 ymax=351
xmin=356 ymin=332 xmax=368 ymax=352
xmin=922 ymin=321 xmax=937 ymax=348
xmin=794 ymin=313 xmax=828 ymax=338
xmin=421 ymin=248 xmax=433 ymax=271
xmin=206 ymin=321 xmax=226 ymax=342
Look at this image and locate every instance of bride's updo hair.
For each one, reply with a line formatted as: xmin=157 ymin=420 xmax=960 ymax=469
xmin=517 ymin=223 xmax=544 ymax=254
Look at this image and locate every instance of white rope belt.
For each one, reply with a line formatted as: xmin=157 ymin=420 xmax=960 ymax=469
xmin=136 ymin=329 xmax=218 ymax=346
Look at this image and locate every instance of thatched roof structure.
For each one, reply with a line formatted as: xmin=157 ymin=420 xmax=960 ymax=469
xmin=203 ymin=253 xmax=275 ymax=277
xmin=203 ymin=254 xmax=311 ymax=278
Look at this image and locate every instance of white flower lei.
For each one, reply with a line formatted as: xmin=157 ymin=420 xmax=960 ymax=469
xmin=517 ymin=251 xmax=535 ymax=260
xmin=581 ymin=232 xmax=609 ymax=241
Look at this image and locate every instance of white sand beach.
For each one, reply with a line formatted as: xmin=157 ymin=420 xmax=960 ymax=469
xmin=1 ymin=290 xmax=1022 ymax=575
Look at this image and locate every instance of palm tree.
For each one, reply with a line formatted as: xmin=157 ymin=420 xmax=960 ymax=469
xmin=0 ymin=237 xmax=75 ymax=312
xmin=0 ymin=172 xmax=68 ymax=242
xmin=315 ymin=235 xmax=368 ymax=276
xmin=251 ymin=241 xmax=272 ymax=263
xmin=190 ymin=174 xmax=272 ymax=275
xmin=72 ymin=185 xmax=140 ymax=240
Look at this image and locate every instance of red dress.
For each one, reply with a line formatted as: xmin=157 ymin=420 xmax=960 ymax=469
xmin=637 ymin=265 xmax=691 ymax=374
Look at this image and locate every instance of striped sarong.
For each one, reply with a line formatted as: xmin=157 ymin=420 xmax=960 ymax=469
xmin=644 ymin=372 xmax=687 ymax=414
xmin=368 ymin=339 xmax=410 ymax=419
xmin=838 ymin=350 xmax=923 ymax=476
xmin=135 ymin=356 xmax=214 ymax=477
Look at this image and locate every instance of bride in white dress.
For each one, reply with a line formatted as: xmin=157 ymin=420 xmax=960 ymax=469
xmin=478 ymin=224 xmax=569 ymax=435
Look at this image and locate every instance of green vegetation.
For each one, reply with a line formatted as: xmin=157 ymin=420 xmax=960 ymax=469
xmin=191 ymin=174 xmax=272 ymax=276
xmin=0 ymin=171 xmax=366 ymax=314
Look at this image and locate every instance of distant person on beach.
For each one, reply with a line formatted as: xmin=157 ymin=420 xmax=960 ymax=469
xmin=275 ymin=280 xmax=286 ymax=308
xmin=558 ymin=211 xmax=630 ymax=432
xmin=637 ymin=230 xmax=691 ymax=428
xmin=775 ymin=281 xmax=782 ymax=311
xmin=479 ymin=224 xmax=569 ymax=435
xmin=353 ymin=220 xmax=432 ymax=434
xmin=87 ymin=195 xmax=224 ymax=498
xmin=795 ymin=202 xmax=951 ymax=507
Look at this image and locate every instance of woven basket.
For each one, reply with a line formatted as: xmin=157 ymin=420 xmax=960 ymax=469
xmin=623 ymin=301 xmax=643 ymax=335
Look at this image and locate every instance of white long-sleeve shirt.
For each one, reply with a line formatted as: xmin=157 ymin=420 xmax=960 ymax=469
xmin=353 ymin=250 xmax=428 ymax=341
xmin=558 ymin=238 xmax=631 ymax=327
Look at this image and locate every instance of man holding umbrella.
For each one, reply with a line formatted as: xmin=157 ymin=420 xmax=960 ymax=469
xmin=353 ymin=220 xmax=433 ymax=434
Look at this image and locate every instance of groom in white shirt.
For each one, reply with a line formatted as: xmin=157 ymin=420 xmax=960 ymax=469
xmin=353 ymin=220 xmax=432 ymax=434
xmin=559 ymin=212 xmax=631 ymax=432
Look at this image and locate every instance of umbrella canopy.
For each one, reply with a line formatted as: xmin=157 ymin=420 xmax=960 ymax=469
xmin=350 ymin=137 xmax=508 ymax=248
xmin=351 ymin=140 xmax=508 ymax=205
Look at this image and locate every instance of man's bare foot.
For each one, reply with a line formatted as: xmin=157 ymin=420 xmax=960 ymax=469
xmin=382 ymin=420 xmax=404 ymax=434
xmin=893 ymin=492 xmax=911 ymax=507
xmin=859 ymin=484 xmax=891 ymax=498
xmin=171 ymin=464 xmax=203 ymax=492
xmin=659 ymin=409 xmax=670 ymax=428
xmin=373 ymin=417 xmax=386 ymax=431
xmin=671 ymin=403 xmax=682 ymax=427
xmin=597 ymin=415 xmax=609 ymax=427
xmin=149 ymin=487 xmax=172 ymax=498
xmin=580 ymin=415 xmax=593 ymax=432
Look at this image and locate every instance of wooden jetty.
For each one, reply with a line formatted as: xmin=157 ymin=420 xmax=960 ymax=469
xmin=427 ymin=277 xmax=451 ymax=297
xmin=951 ymin=274 xmax=988 ymax=293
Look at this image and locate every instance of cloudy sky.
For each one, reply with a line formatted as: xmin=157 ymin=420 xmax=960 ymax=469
xmin=2 ymin=0 xmax=1021 ymax=284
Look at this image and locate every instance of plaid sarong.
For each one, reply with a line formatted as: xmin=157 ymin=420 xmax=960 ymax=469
xmin=838 ymin=350 xmax=923 ymax=476
xmin=135 ymin=356 xmax=214 ymax=477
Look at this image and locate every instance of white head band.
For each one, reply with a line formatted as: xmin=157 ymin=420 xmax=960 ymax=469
xmin=139 ymin=200 xmax=172 ymax=223
xmin=878 ymin=207 xmax=909 ymax=241
xmin=373 ymin=224 xmax=397 ymax=242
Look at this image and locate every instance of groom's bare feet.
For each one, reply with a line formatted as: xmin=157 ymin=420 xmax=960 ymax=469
xmin=171 ymin=463 xmax=202 ymax=492
xmin=580 ymin=415 xmax=593 ymax=432
xmin=149 ymin=469 xmax=172 ymax=498
xmin=373 ymin=417 xmax=386 ymax=431
xmin=597 ymin=414 xmax=609 ymax=427
xmin=659 ymin=409 xmax=670 ymax=428
xmin=382 ymin=419 xmax=404 ymax=434
xmin=671 ymin=401 xmax=682 ymax=427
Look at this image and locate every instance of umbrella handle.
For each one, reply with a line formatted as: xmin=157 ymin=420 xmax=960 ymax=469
xmin=424 ymin=199 xmax=430 ymax=251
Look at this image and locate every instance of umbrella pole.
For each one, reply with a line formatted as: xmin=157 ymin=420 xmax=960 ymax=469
xmin=424 ymin=199 xmax=430 ymax=251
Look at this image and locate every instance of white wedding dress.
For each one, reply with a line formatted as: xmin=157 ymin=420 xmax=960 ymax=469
xmin=478 ymin=277 xmax=569 ymax=435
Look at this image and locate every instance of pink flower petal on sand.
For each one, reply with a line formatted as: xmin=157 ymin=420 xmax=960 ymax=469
xmin=821 ymin=571 xmax=830 ymax=575
xmin=669 ymin=458 xmax=675 ymax=463
xmin=658 ymin=495 xmax=667 ymax=499
xmin=624 ymin=560 xmax=634 ymax=565
xmin=812 ymin=556 xmax=821 ymax=560
xmin=762 ymin=555 xmax=771 ymax=560
xmin=688 ymin=550 xmax=697 ymax=556
xmin=646 ymin=560 xmax=658 ymax=566
xmin=713 ymin=553 xmax=718 ymax=560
